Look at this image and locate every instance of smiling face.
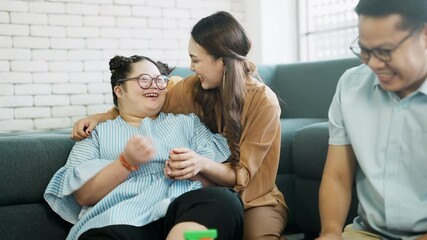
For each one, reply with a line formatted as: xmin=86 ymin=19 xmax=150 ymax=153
xmin=114 ymin=60 xmax=166 ymax=120
xmin=188 ymin=37 xmax=224 ymax=90
xmin=358 ymin=14 xmax=427 ymax=98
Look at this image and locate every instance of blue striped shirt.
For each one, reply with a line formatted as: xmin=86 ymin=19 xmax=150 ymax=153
xmin=44 ymin=113 xmax=230 ymax=240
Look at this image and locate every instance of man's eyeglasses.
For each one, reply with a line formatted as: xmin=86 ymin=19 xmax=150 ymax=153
xmin=349 ymin=26 xmax=420 ymax=62
xmin=117 ymin=74 xmax=169 ymax=90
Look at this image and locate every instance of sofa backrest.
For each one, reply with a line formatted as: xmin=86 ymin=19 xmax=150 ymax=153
xmin=263 ymin=58 xmax=361 ymax=119
xmin=171 ymin=58 xmax=362 ymax=119
xmin=0 ymin=133 xmax=74 ymax=205
xmin=170 ymin=67 xmax=193 ymax=78
xmin=0 ymin=133 xmax=74 ymax=240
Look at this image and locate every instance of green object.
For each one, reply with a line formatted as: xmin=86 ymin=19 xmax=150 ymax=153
xmin=184 ymin=229 xmax=217 ymax=239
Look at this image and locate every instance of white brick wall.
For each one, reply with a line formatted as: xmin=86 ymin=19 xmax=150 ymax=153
xmin=0 ymin=84 xmax=13 ymax=95
xmin=15 ymin=84 xmax=52 ymax=95
xmin=0 ymin=107 xmax=13 ymax=120
xmin=15 ymin=107 xmax=51 ymax=119
xmin=0 ymin=61 xmax=10 ymax=71
xmin=0 ymin=0 xmax=245 ymax=132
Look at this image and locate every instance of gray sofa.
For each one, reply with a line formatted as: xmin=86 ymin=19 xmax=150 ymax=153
xmin=257 ymin=58 xmax=361 ymax=238
xmin=0 ymin=58 xmax=361 ymax=240
xmin=0 ymin=132 xmax=74 ymax=239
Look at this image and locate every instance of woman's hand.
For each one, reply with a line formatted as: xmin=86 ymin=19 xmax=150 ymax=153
xmin=165 ymin=155 xmax=216 ymax=186
xmin=123 ymin=135 xmax=155 ymax=166
xmin=164 ymin=160 xmax=174 ymax=179
xmin=71 ymin=116 xmax=99 ymax=140
xmin=71 ymin=111 xmax=117 ymax=141
xmin=167 ymin=148 xmax=207 ymax=180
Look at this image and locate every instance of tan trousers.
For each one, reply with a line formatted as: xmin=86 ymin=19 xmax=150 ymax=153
xmin=243 ymin=203 xmax=288 ymax=240
xmin=342 ymin=224 xmax=381 ymax=240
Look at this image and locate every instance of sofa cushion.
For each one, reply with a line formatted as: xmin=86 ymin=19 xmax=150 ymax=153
xmin=0 ymin=133 xmax=75 ymax=205
xmin=276 ymin=119 xmax=326 ymax=230
xmin=293 ymin=122 xmax=330 ymax=179
xmin=268 ymin=58 xmax=361 ymax=119
xmin=0 ymin=203 xmax=72 ymax=240
xmin=278 ymin=118 xmax=327 ymax=175
xmin=0 ymin=133 xmax=75 ymax=240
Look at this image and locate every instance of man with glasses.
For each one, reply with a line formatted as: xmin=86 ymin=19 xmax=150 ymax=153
xmin=317 ymin=0 xmax=427 ymax=239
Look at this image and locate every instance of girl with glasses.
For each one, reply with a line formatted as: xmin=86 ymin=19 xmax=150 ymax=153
xmin=73 ymin=11 xmax=288 ymax=239
xmin=44 ymin=55 xmax=243 ymax=240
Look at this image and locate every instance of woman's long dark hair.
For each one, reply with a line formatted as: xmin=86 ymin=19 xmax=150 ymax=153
xmin=191 ymin=11 xmax=256 ymax=166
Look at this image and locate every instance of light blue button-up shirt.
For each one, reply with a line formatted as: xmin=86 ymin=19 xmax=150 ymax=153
xmin=328 ymin=64 xmax=427 ymax=239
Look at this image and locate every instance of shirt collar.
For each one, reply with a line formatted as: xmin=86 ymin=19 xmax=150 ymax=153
xmin=372 ymin=76 xmax=380 ymax=89
xmin=418 ymin=77 xmax=427 ymax=96
xmin=372 ymin=75 xmax=427 ymax=96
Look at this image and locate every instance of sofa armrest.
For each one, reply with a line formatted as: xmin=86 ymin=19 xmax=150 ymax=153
xmin=292 ymin=122 xmax=358 ymax=236
xmin=293 ymin=122 xmax=329 ymax=180
xmin=277 ymin=118 xmax=326 ymax=229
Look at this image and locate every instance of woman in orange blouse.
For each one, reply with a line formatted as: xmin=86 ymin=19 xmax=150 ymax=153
xmin=72 ymin=11 xmax=287 ymax=240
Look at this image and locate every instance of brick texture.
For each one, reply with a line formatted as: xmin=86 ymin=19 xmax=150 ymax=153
xmin=0 ymin=0 xmax=245 ymax=132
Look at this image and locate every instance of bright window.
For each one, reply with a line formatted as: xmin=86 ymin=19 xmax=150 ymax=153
xmin=299 ymin=0 xmax=359 ymax=61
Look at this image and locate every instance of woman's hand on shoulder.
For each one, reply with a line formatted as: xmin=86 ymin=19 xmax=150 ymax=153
xmin=71 ymin=116 xmax=99 ymax=141
xmin=71 ymin=111 xmax=117 ymax=141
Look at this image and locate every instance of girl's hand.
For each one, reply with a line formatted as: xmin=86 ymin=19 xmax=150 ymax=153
xmin=123 ymin=135 xmax=155 ymax=166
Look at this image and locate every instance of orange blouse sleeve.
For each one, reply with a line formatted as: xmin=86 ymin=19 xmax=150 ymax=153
xmin=233 ymin=85 xmax=281 ymax=196
xmin=162 ymin=75 xmax=201 ymax=115
xmin=107 ymin=107 xmax=119 ymax=118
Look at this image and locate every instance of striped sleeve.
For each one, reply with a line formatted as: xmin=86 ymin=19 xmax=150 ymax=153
xmin=43 ymin=129 xmax=112 ymax=224
xmin=188 ymin=113 xmax=231 ymax=163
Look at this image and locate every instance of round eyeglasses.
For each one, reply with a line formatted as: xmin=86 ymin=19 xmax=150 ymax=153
xmin=349 ymin=25 xmax=421 ymax=62
xmin=117 ymin=74 xmax=169 ymax=90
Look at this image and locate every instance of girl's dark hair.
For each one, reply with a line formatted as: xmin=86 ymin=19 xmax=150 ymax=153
xmin=109 ymin=55 xmax=174 ymax=107
xmin=355 ymin=0 xmax=427 ymax=30
xmin=191 ymin=11 xmax=257 ymax=166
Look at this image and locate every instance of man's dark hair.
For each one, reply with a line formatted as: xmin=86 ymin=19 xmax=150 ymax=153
xmin=355 ymin=0 xmax=427 ymax=29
